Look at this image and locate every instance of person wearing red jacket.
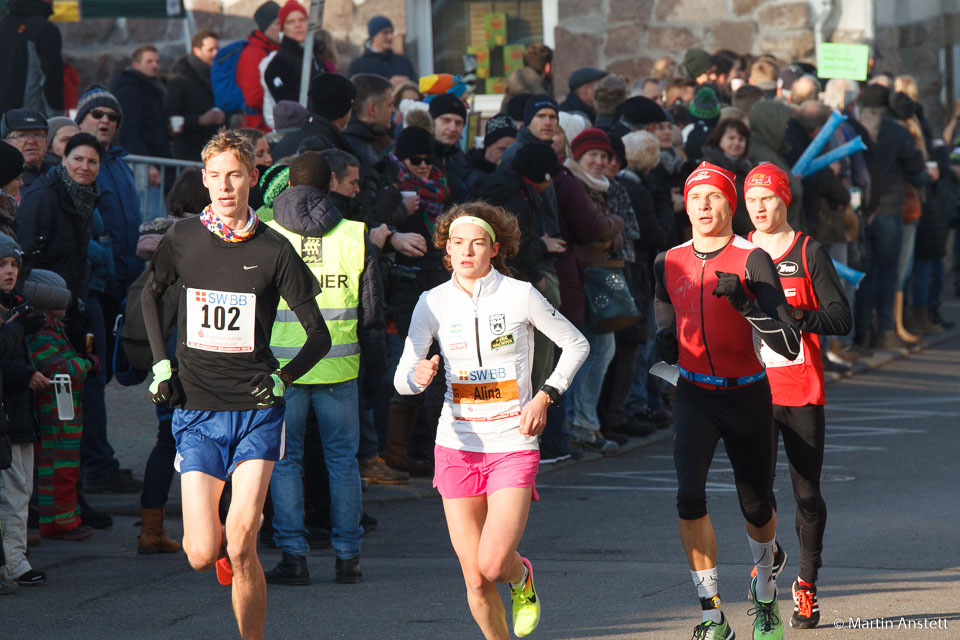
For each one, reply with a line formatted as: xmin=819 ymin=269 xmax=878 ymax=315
xmin=745 ymin=163 xmax=851 ymax=631
xmin=237 ymin=1 xmax=281 ymax=131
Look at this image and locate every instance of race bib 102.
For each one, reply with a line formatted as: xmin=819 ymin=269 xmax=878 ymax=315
xmin=186 ymin=288 xmax=256 ymax=353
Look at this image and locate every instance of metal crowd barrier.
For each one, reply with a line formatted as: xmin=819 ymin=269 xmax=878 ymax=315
xmin=123 ymin=154 xmax=203 ymax=221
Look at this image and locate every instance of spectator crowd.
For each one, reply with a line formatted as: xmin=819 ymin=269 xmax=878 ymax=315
xmin=0 ymin=0 xmax=958 ymax=592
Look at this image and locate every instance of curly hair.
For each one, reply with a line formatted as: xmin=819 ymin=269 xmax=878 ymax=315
xmin=433 ymin=202 xmax=521 ymax=275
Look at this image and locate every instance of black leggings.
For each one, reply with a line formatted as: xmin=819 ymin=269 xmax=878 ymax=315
xmin=673 ymin=377 xmax=775 ymax=528
xmin=772 ymin=403 xmax=826 ymax=584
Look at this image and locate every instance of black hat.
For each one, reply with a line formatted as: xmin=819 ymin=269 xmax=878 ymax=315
xmin=254 ymin=1 xmax=280 ymax=32
xmin=621 ymin=96 xmax=667 ymax=126
xmin=608 ymin=132 xmax=626 ymax=169
xmin=428 ymin=93 xmax=467 ymax=121
xmin=889 ymin=91 xmax=916 ymax=120
xmin=1 ymin=108 xmax=48 ymax=138
xmin=511 ymin=142 xmax=560 ymax=183
xmin=506 ymin=93 xmax=533 ymax=123
xmin=308 ymin=73 xmax=357 ymax=121
xmin=568 ymin=67 xmax=608 ymax=91
xmin=0 ymin=142 xmax=25 ymax=187
xmin=395 ymin=125 xmax=434 ymax=160
xmin=522 ymin=94 xmax=558 ymax=126
xmin=484 ymin=114 xmax=517 ymax=148
xmin=778 ymin=64 xmax=804 ymax=93
xmin=860 ymin=84 xmax=890 ymax=108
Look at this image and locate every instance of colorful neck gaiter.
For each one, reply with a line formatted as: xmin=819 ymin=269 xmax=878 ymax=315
xmin=200 ymin=204 xmax=259 ymax=242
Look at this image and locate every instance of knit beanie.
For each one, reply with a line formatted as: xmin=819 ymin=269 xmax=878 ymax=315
xmin=505 ymin=93 xmax=533 ymax=123
xmin=24 ymin=268 xmax=72 ymax=311
xmin=570 ymin=128 xmax=614 ymax=162
xmin=395 ymin=125 xmax=434 ymax=160
xmin=744 ymin=162 xmax=792 ymax=206
xmin=367 ymin=15 xmax=393 ymax=39
xmin=260 ymin=165 xmax=290 ymax=207
xmin=76 ymin=84 xmax=123 ymax=125
xmin=254 ymin=0 xmax=281 ymax=32
xmin=558 ymin=111 xmax=588 ymax=146
xmin=308 ymin=73 xmax=357 ymax=121
xmin=683 ymin=161 xmax=738 ymax=212
xmin=428 ymin=93 xmax=467 ymax=121
xmin=512 ymin=142 xmax=560 ymax=183
xmin=0 ymin=233 xmax=22 ymax=266
xmin=0 ymin=142 xmax=25 ymax=188
xmin=273 ymin=100 xmax=308 ymax=130
xmin=683 ymin=48 xmax=713 ymax=80
xmin=278 ymin=0 xmax=307 ymax=28
xmin=46 ymin=116 xmax=78 ymax=147
xmin=483 ymin=114 xmax=517 ymax=148
xmin=522 ymin=94 xmax=558 ymax=126
xmin=689 ymin=87 xmax=720 ymax=121
xmin=419 ymin=74 xmax=467 ymax=99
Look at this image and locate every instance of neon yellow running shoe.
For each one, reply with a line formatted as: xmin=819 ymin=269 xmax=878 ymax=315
xmin=510 ymin=557 xmax=540 ymax=637
xmin=691 ymin=612 xmax=735 ymax=639
xmin=748 ymin=576 xmax=784 ymax=640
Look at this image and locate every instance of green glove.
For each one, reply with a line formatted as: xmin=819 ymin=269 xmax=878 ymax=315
xmin=249 ymin=371 xmax=287 ymax=407
xmin=149 ymin=360 xmax=173 ymax=406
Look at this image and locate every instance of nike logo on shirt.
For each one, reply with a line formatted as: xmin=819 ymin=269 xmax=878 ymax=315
xmin=243 ymin=265 xmax=259 ymax=270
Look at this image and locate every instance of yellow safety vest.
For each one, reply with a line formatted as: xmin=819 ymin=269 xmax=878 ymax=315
xmin=267 ymin=218 xmax=365 ymax=384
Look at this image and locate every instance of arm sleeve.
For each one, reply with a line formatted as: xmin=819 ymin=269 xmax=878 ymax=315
xmin=743 ymin=250 xmax=802 ymax=360
xmin=799 ymin=243 xmax=852 ymax=336
xmin=141 ymin=233 xmax=177 ymax=364
xmin=527 ymin=285 xmax=589 ymax=393
xmin=282 ymin=299 xmax=331 ymax=381
xmin=15 ymin=192 xmax=53 ymax=261
xmin=0 ymin=359 xmax=35 ymax=389
xmin=393 ymin=293 xmax=438 ymax=395
xmin=237 ymin=49 xmax=266 ymax=112
xmin=357 ymin=238 xmax=386 ymax=385
xmin=653 ymin=252 xmax=676 ymax=331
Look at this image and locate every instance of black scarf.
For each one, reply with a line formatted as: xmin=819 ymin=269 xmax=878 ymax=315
xmin=55 ymin=163 xmax=99 ymax=228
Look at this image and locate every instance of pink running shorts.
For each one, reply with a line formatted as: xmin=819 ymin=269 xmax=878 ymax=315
xmin=433 ymin=445 xmax=540 ymax=501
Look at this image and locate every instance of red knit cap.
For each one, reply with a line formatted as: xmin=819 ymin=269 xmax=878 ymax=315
xmin=278 ymin=0 xmax=307 ymax=28
xmin=683 ymin=161 xmax=738 ymax=212
xmin=744 ymin=162 xmax=792 ymax=206
xmin=570 ymin=128 xmax=614 ymax=162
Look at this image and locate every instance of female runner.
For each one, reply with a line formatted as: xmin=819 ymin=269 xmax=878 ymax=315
xmin=395 ymin=202 xmax=589 ymax=638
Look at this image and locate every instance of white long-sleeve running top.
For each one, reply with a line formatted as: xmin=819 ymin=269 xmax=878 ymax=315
xmin=394 ymin=268 xmax=589 ymax=453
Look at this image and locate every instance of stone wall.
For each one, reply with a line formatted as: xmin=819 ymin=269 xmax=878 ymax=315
xmin=60 ymin=0 xmax=406 ymax=92
xmin=553 ymin=0 xmax=816 ymax=101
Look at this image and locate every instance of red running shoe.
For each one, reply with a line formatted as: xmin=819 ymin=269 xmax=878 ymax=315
xmin=216 ymin=556 xmax=233 ymax=586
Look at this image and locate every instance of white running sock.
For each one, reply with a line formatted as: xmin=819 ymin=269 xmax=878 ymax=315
xmin=510 ymin=562 xmax=529 ymax=591
xmin=692 ymin=568 xmax=721 ymax=623
xmin=749 ymin=536 xmax=777 ymax=602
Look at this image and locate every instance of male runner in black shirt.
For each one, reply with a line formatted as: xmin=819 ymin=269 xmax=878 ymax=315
xmin=142 ymin=130 xmax=330 ymax=640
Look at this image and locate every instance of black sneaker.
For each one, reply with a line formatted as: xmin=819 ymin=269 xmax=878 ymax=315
xmin=599 ymin=429 xmax=629 ymax=446
xmin=15 ymin=570 xmax=46 ymax=586
xmin=749 ymin=540 xmax=788 ymax=600
xmin=538 ymin=447 xmax=572 ymax=465
xmin=791 ymin=579 xmax=820 ymax=629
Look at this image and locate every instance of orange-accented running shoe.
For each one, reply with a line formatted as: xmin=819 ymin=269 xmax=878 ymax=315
xmin=790 ymin=579 xmax=820 ymax=629
xmin=216 ymin=556 xmax=233 ymax=586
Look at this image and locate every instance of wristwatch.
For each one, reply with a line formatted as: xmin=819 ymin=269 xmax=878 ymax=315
xmin=791 ymin=306 xmax=805 ymax=322
xmin=540 ymin=384 xmax=560 ymax=405
xmin=276 ymin=369 xmax=294 ymax=389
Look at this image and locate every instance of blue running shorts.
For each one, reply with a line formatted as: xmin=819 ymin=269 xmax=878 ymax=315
xmin=172 ymin=406 xmax=286 ymax=480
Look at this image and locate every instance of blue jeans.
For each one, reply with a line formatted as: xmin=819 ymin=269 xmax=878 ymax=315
xmin=566 ymin=328 xmax=616 ymax=430
xmin=270 ymin=381 xmax=363 ymax=559
xmin=857 ymin=214 xmax=903 ymax=334
xmin=911 ymin=257 xmax=943 ymax=307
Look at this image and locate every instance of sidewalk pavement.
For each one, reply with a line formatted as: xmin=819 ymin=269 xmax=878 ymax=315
xmin=86 ymin=298 xmax=960 ymax=517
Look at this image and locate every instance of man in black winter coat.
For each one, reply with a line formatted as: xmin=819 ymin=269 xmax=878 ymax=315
xmin=427 ymin=94 xmax=471 ymax=203
xmin=270 ymin=74 xmax=357 ymax=160
xmin=0 ymin=0 xmax=63 ymax=116
xmin=342 ymin=74 xmax=399 ymax=223
xmin=164 ymin=29 xmax=225 ymax=161
xmin=113 ymin=44 xmax=169 ymax=159
xmin=346 ymin=15 xmax=416 ymax=84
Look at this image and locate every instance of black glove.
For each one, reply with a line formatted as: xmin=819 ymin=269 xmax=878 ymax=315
xmin=249 ymin=371 xmax=287 ymax=408
xmin=656 ymin=328 xmax=679 ymax=365
xmin=712 ymin=271 xmax=752 ymax=314
xmin=11 ymin=305 xmax=46 ymax=334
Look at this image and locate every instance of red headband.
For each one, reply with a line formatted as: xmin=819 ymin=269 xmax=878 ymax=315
xmin=744 ymin=162 xmax=792 ymax=206
xmin=683 ymin=161 xmax=738 ymax=212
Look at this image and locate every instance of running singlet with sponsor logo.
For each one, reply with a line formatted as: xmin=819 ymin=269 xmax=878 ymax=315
xmin=146 ymin=216 xmax=322 ymax=411
xmin=394 ymin=268 xmax=589 ymax=453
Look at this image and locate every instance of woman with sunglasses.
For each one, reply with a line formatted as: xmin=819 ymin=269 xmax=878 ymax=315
xmin=395 ymin=203 xmax=588 ymax=639
xmin=376 ymin=125 xmax=453 ymax=475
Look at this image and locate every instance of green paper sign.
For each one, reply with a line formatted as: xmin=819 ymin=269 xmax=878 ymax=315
xmin=818 ymin=43 xmax=869 ymax=81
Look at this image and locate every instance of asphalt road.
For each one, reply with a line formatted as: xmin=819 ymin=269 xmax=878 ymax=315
xmin=3 ymin=335 xmax=959 ymax=639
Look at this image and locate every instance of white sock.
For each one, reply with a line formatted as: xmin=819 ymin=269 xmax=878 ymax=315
xmin=749 ymin=536 xmax=777 ymax=602
xmin=510 ymin=563 xmax=529 ymax=590
xmin=692 ymin=568 xmax=721 ymax=623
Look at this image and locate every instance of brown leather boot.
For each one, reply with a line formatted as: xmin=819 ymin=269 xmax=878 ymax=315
xmin=137 ymin=507 xmax=182 ymax=554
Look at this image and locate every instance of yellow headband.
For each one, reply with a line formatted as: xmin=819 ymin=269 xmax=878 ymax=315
xmin=448 ymin=215 xmax=496 ymax=243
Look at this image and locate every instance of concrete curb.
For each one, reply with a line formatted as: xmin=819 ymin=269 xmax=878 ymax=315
xmin=90 ymin=318 xmax=960 ymax=516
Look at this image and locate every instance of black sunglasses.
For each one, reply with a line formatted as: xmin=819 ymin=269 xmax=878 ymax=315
xmin=90 ymin=109 xmax=120 ymax=122
xmin=408 ymin=155 xmax=431 ymax=166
